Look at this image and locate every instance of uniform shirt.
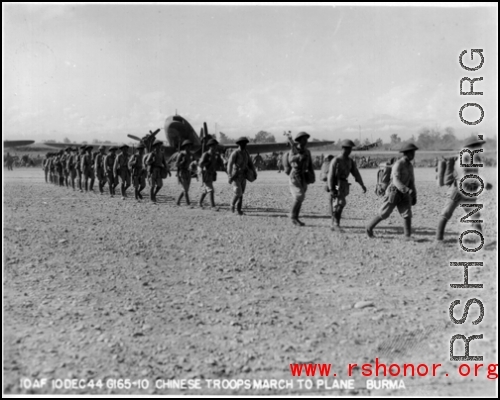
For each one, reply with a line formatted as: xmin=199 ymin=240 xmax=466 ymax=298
xmin=453 ymin=152 xmax=483 ymax=191
xmin=145 ymin=150 xmax=164 ymax=168
xmin=176 ymin=150 xmax=193 ymax=171
xmin=114 ymin=152 xmax=129 ymax=176
xmin=128 ymin=152 xmax=145 ymax=172
xmin=227 ymin=149 xmax=255 ymax=178
xmin=81 ymin=153 xmax=93 ymax=173
xmin=391 ymin=155 xmax=416 ymax=194
xmin=199 ymin=150 xmax=219 ymax=174
xmin=327 ymin=155 xmax=363 ymax=191
xmin=289 ymin=148 xmax=312 ymax=174
xmin=104 ymin=154 xmax=115 ymax=172
xmin=94 ymin=153 xmax=105 ymax=171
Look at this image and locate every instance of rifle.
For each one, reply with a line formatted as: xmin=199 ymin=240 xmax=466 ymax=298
xmin=284 ymin=130 xmax=298 ymax=155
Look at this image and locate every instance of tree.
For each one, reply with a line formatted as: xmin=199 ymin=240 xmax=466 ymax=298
xmin=253 ymin=131 xmax=276 ymax=143
xmin=92 ymin=139 xmax=100 ymax=144
xmin=63 ymin=137 xmax=71 ymax=144
xmin=363 ymin=138 xmax=371 ymax=146
xmin=390 ymin=133 xmax=401 ymax=145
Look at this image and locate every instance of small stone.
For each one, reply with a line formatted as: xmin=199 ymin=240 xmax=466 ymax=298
xmin=354 ymin=301 xmax=375 ymax=309
xmin=249 ymin=257 xmax=255 ymax=262
xmin=58 ymin=239 xmax=68 ymax=244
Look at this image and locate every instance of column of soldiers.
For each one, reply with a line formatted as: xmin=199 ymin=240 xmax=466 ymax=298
xmin=41 ymin=135 xmax=493 ymax=243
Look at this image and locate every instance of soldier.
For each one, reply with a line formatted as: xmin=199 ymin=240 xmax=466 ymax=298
xmin=199 ymin=138 xmax=222 ymax=210
xmin=55 ymin=150 xmax=65 ymax=186
xmin=47 ymin=154 xmax=54 ymax=184
xmin=435 ymin=137 xmax=493 ymax=243
xmin=62 ymin=147 xmax=71 ymax=187
xmin=81 ymin=145 xmax=94 ymax=192
xmin=76 ymin=145 xmax=86 ymax=192
xmin=6 ymin=152 xmax=14 ymax=171
xmin=129 ymin=143 xmax=147 ymax=201
xmin=328 ymin=140 xmax=367 ymax=231
xmin=89 ymin=148 xmax=97 ymax=192
xmin=175 ymin=140 xmax=194 ymax=206
xmin=94 ymin=146 xmax=107 ymax=195
xmin=67 ymin=147 xmax=77 ymax=190
xmin=227 ymin=136 xmax=257 ymax=215
xmin=104 ymin=147 xmax=117 ymax=197
xmin=113 ymin=144 xmax=131 ymax=199
xmin=42 ymin=153 xmax=50 ymax=182
xmin=145 ymin=140 xmax=166 ymax=203
xmin=366 ymin=143 xmax=418 ymax=240
xmin=288 ymin=131 xmax=315 ymax=226
xmin=277 ymin=151 xmax=284 ymax=173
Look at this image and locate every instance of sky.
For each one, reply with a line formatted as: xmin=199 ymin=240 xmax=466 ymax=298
xmin=3 ymin=3 xmax=498 ymax=144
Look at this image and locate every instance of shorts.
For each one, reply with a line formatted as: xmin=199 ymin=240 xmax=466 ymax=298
xmin=378 ymin=189 xmax=412 ymax=219
xmin=132 ymin=171 xmax=146 ymax=188
xmin=178 ymin=170 xmax=191 ymax=191
xmin=232 ymin=176 xmax=247 ymax=197
xmin=289 ymin=171 xmax=307 ymax=202
xmin=148 ymin=168 xmax=163 ymax=188
xmin=117 ymin=169 xmax=131 ymax=186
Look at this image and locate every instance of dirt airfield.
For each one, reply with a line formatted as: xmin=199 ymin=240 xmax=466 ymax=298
xmin=3 ymin=167 xmax=498 ymax=396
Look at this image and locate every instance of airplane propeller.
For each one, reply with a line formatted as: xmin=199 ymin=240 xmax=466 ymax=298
xmin=127 ymin=134 xmax=142 ymax=141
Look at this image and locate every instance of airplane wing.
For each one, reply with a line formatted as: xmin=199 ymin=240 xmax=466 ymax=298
xmin=44 ymin=142 xmax=123 ymax=150
xmin=222 ymin=141 xmax=335 ymax=155
xmin=4 ymin=140 xmax=35 ymax=148
xmin=353 ymin=142 xmax=379 ymax=151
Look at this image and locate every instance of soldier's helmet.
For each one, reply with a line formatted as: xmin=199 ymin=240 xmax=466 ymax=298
xmin=80 ymin=145 xmax=87 ymax=150
xmin=137 ymin=143 xmax=145 ymax=150
xmin=236 ymin=136 xmax=249 ymax=144
xmin=207 ymin=138 xmax=219 ymax=147
xmin=341 ymin=139 xmax=356 ymax=148
xmin=294 ymin=132 xmax=310 ymax=142
xmin=86 ymin=145 xmax=94 ymax=151
xmin=65 ymin=147 xmax=71 ymax=151
xmin=463 ymin=136 xmax=485 ymax=148
xmin=152 ymin=140 xmax=163 ymax=147
xmin=326 ymin=154 xmax=335 ymax=160
xmin=99 ymin=145 xmax=106 ymax=151
xmin=181 ymin=140 xmax=193 ymax=148
xmin=399 ymin=143 xmax=419 ymax=153
xmin=109 ymin=146 xmax=117 ymax=152
xmin=120 ymin=144 xmax=129 ymax=149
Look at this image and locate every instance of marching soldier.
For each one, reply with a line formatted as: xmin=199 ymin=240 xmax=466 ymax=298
xmin=62 ymin=147 xmax=71 ymax=187
xmin=145 ymin=140 xmax=166 ymax=203
xmin=277 ymin=151 xmax=284 ymax=173
xmin=175 ymin=140 xmax=194 ymax=206
xmin=6 ymin=152 xmax=14 ymax=171
xmin=56 ymin=150 xmax=65 ymax=186
xmin=435 ymin=136 xmax=493 ymax=243
xmin=104 ymin=147 xmax=117 ymax=197
xmin=114 ymin=144 xmax=131 ymax=200
xmin=227 ymin=136 xmax=257 ymax=215
xmin=89 ymin=148 xmax=97 ymax=192
xmin=288 ymin=131 xmax=315 ymax=226
xmin=94 ymin=146 xmax=107 ymax=195
xmin=199 ymin=138 xmax=222 ymax=210
xmin=81 ymin=145 xmax=94 ymax=192
xmin=76 ymin=145 xmax=86 ymax=192
xmin=366 ymin=143 xmax=418 ymax=240
xmin=43 ymin=153 xmax=50 ymax=183
xmin=328 ymin=140 xmax=367 ymax=231
xmin=129 ymin=143 xmax=147 ymax=201
xmin=66 ymin=147 xmax=77 ymax=190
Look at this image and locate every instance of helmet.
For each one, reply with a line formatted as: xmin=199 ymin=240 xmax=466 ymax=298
xmin=136 ymin=143 xmax=145 ymax=150
xmin=235 ymin=136 xmax=249 ymax=144
xmin=98 ymin=145 xmax=105 ymax=150
xmin=399 ymin=143 xmax=419 ymax=153
xmin=181 ymin=140 xmax=193 ymax=148
xmin=152 ymin=140 xmax=163 ymax=147
xmin=341 ymin=139 xmax=356 ymax=148
xmin=119 ymin=144 xmax=129 ymax=149
xmin=294 ymin=131 xmax=310 ymax=142
xmin=207 ymin=138 xmax=218 ymax=147
xmin=463 ymin=136 xmax=485 ymax=148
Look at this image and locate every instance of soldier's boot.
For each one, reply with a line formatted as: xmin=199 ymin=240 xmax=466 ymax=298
xmin=177 ymin=192 xmax=184 ymax=206
xmin=435 ymin=217 xmax=448 ymax=242
xmin=403 ymin=218 xmax=412 ymax=240
xmin=134 ymin=188 xmax=139 ymax=200
xmin=237 ymin=197 xmax=244 ymax=216
xmin=84 ymin=181 xmax=88 ymax=192
xmin=154 ymin=187 xmax=161 ymax=197
xmin=231 ymin=195 xmax=239 ymax=213
xmin=209 ymin=192 xmax=219 ymax=211
xmin=90 ymin=178 xmax=95 ymax=191
xmin=328 ymin=196 xmax=334 ymax=218
xmin=185 ymin=191 xmax=190 ymax=206
xmin=150 ymin=187 xmax=156 ymax=203
xmin=199 ymin=193 xmax=207 ymax=208
xmin=366 ymin=215 xmax=383 ymax=238
xmin=291 ymin=201 xmax=304 ymax=226
xmin=296 ymin=202 xmax=305 ymax=225
xmin=121 ymin=184 xmax=126 ymax=199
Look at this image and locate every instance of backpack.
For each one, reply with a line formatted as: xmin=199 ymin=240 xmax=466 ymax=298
xmin=375 ymin=162 xmax=393 ymax=197
xmin=320 ymin=159 xmax=333 ymax=182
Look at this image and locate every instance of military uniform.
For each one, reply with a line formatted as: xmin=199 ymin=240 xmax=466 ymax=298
xmin=145 ymin=141 xmax=166 ymax=203
xmin=328 ymin=141 xmax=366 ymax=229
xmin=104 ymin=148 xmax=117 ymax=197
xmin=55 ymin=151 xmax=65 ymax=186
xmin=129 ymin=144 xmax=146 ymax=200
xmin=81 ymin=146 xmax=94 ymax=192
xmin=67 ymin=148 xmax=78 ymax=190
xmin=175 ymin=140 xmax=194 ymax=205
xmin=199 ymin=138 xmax=222 ymax=209
xmin=114 ymin=145 xmax=131 ymax=199
xmin=43 ymin=154 xmax=50 ymax=183
xmin=435 ymin=137 xmax=490 ymax=241
xmin=94 ymin=146 xmax=107 ymax=194
xmin=227 ymin=137 xmax=256 ymax=215
xmin=366 ymin=143 xmax=418 ymax=239
xmin=76 ymin=146 xmax=86 ymax=192
xmin=61 ymin=148 xmax=71 ymax=187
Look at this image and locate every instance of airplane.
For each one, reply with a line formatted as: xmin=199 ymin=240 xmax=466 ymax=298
xmin=45 ymin=114 xmax=334 ymax=158
xmin=353 ymin=141 xmax=380 ymax=151
xmin=4 ymin=140 xmax=35 ymax=148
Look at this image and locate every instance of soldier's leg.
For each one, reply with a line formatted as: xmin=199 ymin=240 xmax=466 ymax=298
xmin=177 ymin=192 xmax=184 ymax=205
xmin=138 ymin=175 xmax=146 ymax=199
xmin=199 ymin=184 xmax=208 ymax=208
xmin=44 ymin=169 xmax=48 ymax=183
xmin=289 ymin=181 xmax=306 ymax=226
xmin=436 ymin=190 xmax=462 ymax=241
xmin=366 ymin=200 xmax=396 ymax=238
xmin=231 ymin=179 xmax=242 ymax=213
xmin=332 ymin=196 xmax=346 ymax=229
xmin=237 ymin=180 xmax=247 ymax=215
xmin=77 ymin=171 xmax=83 ymax=192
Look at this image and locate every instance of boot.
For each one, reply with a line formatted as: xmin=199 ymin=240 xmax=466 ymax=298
xmin=150 ymin=187 xmax=156 ymax=203
xmin=154 ymin=186 xmax=161 ymax=197
xmin=231 ymin=195 xmax=239 ymax=213
xmin=121 ymin=184 xmax=126 ymax=199
xmin=199 ymin=193 xmax=207 ymax=208
xmin=436 ymin=217 xmax=447 ymax=241
xmin=185 ymin=191 xmax=190 ymax=206
xmin=237 ymin=197 xmax=244 ymax=215
xmin=296 ymin=202 xmax=305 ymax=226
xmin=177 ymin=192 xmax=184 ymax=205
xmin=210 ymin=192 xmax=219 ymax=211
xmin=366 ymin=215 xmax=383 ymax=238
xmin=138 ymin=189 xmax=143 ymax=200
xmin=291 ymin=201 xmax=304 ymax=226
xmin=403 ymin=218 xmax=412 ymax=240
xmin=134 ymin=188 xmax=139 ymax=200
xmin=84 ymin=181 xmax=88 ymax=192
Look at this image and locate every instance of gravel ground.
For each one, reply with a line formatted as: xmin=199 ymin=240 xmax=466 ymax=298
xmin=3 ymin=167 xmax=498 ymax=396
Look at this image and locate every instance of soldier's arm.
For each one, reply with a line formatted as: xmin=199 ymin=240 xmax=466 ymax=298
xmin=350 ymin=160 xmax=366 ymax=187
xmin=175 ymin=153 xmax=183 ymax=169
xmin=227 ymin=151 xmax=236 ymax=176
xmin=113 ymin=155 xmax=119 ymax=175
xmin=199 ymin=153 xmax=209 ymax=169
xmin=327 ymin=158 xmax=337 ymax=191
xmin=392 ymin=161 xmax=410 ymax=193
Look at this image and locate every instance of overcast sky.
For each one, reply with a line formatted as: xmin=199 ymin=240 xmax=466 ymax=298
xmin=3 ymin=3 xmax=498 ymax=144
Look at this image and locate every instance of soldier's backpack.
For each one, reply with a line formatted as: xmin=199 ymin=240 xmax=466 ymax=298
xmin=320 ymin=158 xmax=333 ymax=182
xmin=375 ymin=161 xmax=393 ymax=197
xmin=443 ymin=157 xmax=457 ymax=186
